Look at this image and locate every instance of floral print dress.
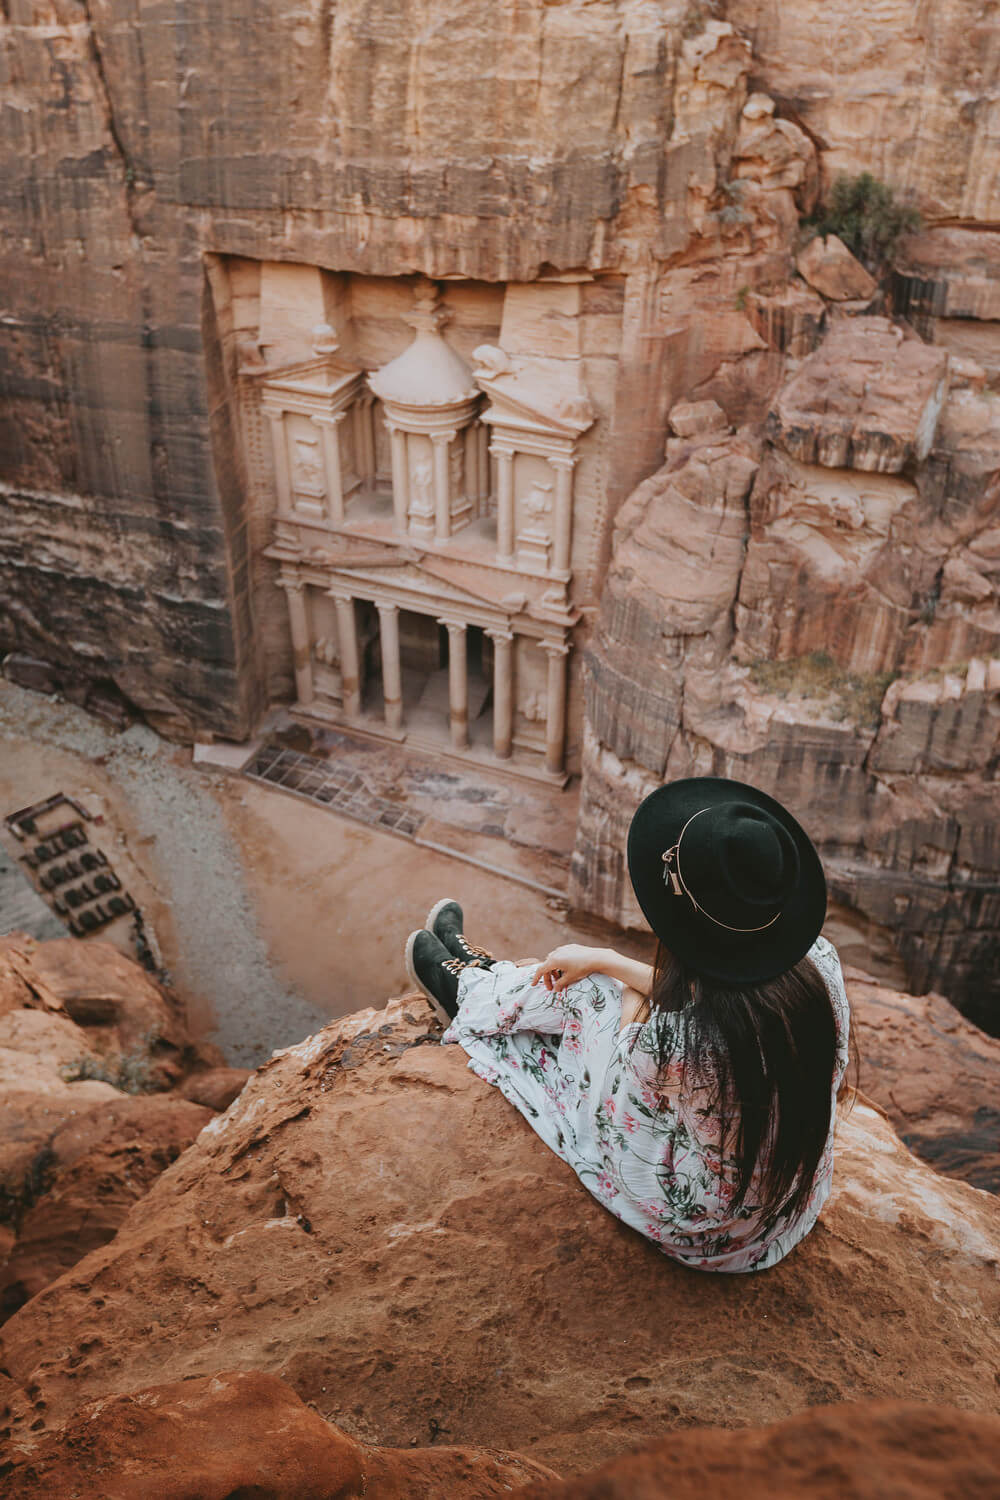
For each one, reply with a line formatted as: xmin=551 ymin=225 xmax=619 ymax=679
xmin=441 ymin=936 xmax=850 ymax=1272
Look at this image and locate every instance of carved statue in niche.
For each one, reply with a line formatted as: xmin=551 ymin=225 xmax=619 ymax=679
xmin=293 ymin=436 xmax=324 ymax=494
xmin=520 ymin=690 xmax=546 ymax=723
xmin=449 ymin=441 xmax=464 ymax=500
xmin=410 ymin=458 xmax=434 ymax=519
xmin=523 ymin=480 xmax=553 ymax=531
xmin=314 ymin=638 xmax=338 ymax=667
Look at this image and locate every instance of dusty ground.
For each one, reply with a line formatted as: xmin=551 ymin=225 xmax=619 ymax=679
xmin=0 ymin=683 xmax=648 ymax=1066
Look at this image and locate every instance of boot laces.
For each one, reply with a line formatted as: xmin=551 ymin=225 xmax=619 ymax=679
xmin=458 ymin=935 xmax=494 ymax=961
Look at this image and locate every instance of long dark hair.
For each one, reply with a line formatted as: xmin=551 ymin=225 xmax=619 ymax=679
xmin=640 ymin=945 xmax=843 ymax=1225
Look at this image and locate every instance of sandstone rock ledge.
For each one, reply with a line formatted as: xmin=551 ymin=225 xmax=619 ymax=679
xmin=0 ymin=937 xmax=249 ymax=1318
xmin=2 ymin=996 xmax=998 ymax=1477
xmin=6 ymin=1375 xmax=998 ymax=1500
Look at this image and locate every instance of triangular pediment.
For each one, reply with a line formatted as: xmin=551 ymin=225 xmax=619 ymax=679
xmin=326 ymin=560 xmax=519 ymax=614
xmin=261 ymin=355 xmax=363 ymax=401
xmin=476 ymin=373 xmax=595 ymax=438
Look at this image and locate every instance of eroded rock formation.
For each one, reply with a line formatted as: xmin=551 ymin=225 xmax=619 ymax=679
xmin=514 ymin=1401 xmax=1000 ymax=1500
xmin=4 ymin=1369 xmax=557 ymax=1499
xmin=848 ymin=969 xmax=1000 ymax=1194
xmin=7 ymin=1379 xmax=999 ymax=1500
xmin=0 ymin=936 xmax=246 ymax=1318
xmin=573 ymin=307 xmax=1000 ymax=1028
xmin=2 ymin=995 xmax=998 ymax=1477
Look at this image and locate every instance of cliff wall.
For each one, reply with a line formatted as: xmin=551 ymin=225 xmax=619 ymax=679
xmin=2 ymin=0 xmax=997 ymax=1008
xmin=1 ymin=0 xmax=746 ymax=733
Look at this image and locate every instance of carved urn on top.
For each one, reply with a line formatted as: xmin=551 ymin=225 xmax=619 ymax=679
xmin=367 ymin=279 xmax=489 ymax=542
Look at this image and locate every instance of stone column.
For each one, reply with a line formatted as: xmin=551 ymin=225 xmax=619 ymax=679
xmin=388 ymin=424 xmax=409 ymax=533
xmin=432 ymin=431 xmax=456 ymax=542
xmin=315 ymin=413 xmax=346 ymax=524
xmin=356 ymin=395 xmax=376 ymax=485
xmin=542 ymin=639 xmax=569 ymax=776
xmin=330 ymin=590 xmax=362 ymax=718
xmin=267 ymin=410 xmax=293 ymax=516
xmin=376 ymin=602 xmax=403 ymax=730
xmin=486 ymin=628 xmax=514 ymax=759
xmin=494 ymin=445 xmax=514 ymax=561
xmin=279 ymin=574 xmax=314 ymax=707
xmin=550 ymin=455 xmax=575 ymax=574
xmin=464 ymin=425 xmax=479 ymax=514
xmin=478 ymin=424 xmax=490 ymax=503
xmin=441 ymin=619 xmax=469 ymax=750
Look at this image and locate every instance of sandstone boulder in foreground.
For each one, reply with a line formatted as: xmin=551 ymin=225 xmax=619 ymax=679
xmin=514 ymin=1400 xmax=1000 ymax=1499
xmin=2 ymin=996 xmax=999 ymax=1475
xmin=7 ymin=1378 xmax=997 ymax=1500
xmin=4 ymin=1369 xmax=556 ymax=1499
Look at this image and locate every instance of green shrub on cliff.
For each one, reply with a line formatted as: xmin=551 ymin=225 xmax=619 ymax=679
xmin=804 ymin=172 xmax=921 ymax=272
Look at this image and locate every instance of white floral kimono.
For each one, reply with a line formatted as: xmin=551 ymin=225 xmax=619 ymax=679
xmin=442 ymin=936 xmax=850 ymax=1272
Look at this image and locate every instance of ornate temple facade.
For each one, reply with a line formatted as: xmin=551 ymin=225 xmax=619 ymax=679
xmin=234 ymin=265 xmax=618 ymax=782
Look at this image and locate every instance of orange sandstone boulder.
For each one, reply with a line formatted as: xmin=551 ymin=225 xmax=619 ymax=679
xmin=2 ymin=995 xmax=998 ymax=1476
xmin=4 ymin=1369 xmax=557 ymax=1498
xmin=179 ymin=1066 xmax=252 ymax=1112
xmin=0 ymin=1095 xmax=212 ymax=1318
xmin=0 ymin=938 xmax=214 ymax=1316
xmin=512 ymin=1400 xmax=1000 ymax=1499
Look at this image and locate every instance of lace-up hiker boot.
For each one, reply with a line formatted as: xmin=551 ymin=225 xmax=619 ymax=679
xmin=425 ymin=897 xmax=496 ymax=969
xmin=405 ymin=928 xmax=471 ymax=1025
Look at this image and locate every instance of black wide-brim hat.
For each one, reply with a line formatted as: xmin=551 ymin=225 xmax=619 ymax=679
xmin=627 ymin=776 xmax=826 ymax=985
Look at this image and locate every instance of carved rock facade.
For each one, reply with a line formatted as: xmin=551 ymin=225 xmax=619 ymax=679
xmin=1 ymin=2 xmax=998 ymax=1013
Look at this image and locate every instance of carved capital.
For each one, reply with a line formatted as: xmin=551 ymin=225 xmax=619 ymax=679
xmin=438 ymin=617 xmax=467 ymax=636
xmin=485 ymin=627 xmax=515 ymax=646
xmin=277 ymin=571 xmax=305 ymax=596
xmin=375 ymin=601 xmax=400 ymax=621
xmin=541 ymin=638 xmax=570 ymax=659
xmin=548 ymin=454 xmax=577 ymax=472
xmin=327 ymin=588 xmax=355 ymax=606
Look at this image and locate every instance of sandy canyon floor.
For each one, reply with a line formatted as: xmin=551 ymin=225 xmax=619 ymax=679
xmin=0 ymin=681 xmax=647 ymax=1067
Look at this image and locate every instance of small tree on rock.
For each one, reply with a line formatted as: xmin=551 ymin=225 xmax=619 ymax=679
xmin=805 ymin=172 xmax=922 ymax=272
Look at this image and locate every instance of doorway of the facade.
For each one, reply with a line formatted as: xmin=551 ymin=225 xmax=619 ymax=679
xmin=360 ymin=607 xmax=494 ymax=747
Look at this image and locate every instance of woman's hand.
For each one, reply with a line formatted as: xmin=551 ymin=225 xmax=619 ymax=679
xmin=531 ymin=945 xmax=610 ymax=993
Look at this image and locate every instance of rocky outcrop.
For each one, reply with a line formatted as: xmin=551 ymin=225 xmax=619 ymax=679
xmin=765 ymin=319 xmax=948 ymax=473
xmin=574 ymin=321 xmax=1000 ymax=1027
xmin=795 ymin=236 xmax=878 ymax=304
xmin=892 ymin=227 xmax=1000 ymax=385
xmin=514 ymin=1401 xmax=1000 ymax=1500
xmin=4 ymin=1369 xmax=556 ymax=1499
xmin=726 ymin=0 xmax=1000 ymax=222
xmin=7 ymin=1382 xmax=999 ymax=1500
xmin=848 ymin=969 xmax=1000 ymax=1194
xmin=2 ymin=996 xmax=998 ymax=1476
xmin=0 ymin=937 xmax=230 ymax=1318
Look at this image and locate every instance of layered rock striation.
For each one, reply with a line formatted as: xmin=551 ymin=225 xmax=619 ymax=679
xmin=573 ymin=304 xmax=1000 ymax=1029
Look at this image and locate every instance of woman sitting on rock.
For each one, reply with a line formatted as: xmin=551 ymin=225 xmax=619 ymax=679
xmin=405 ymin=776 xmax=851 ymax=1273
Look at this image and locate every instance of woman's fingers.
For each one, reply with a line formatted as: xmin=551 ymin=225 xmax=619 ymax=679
xmin=531 ymin=955 xmax=567 ymax=991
